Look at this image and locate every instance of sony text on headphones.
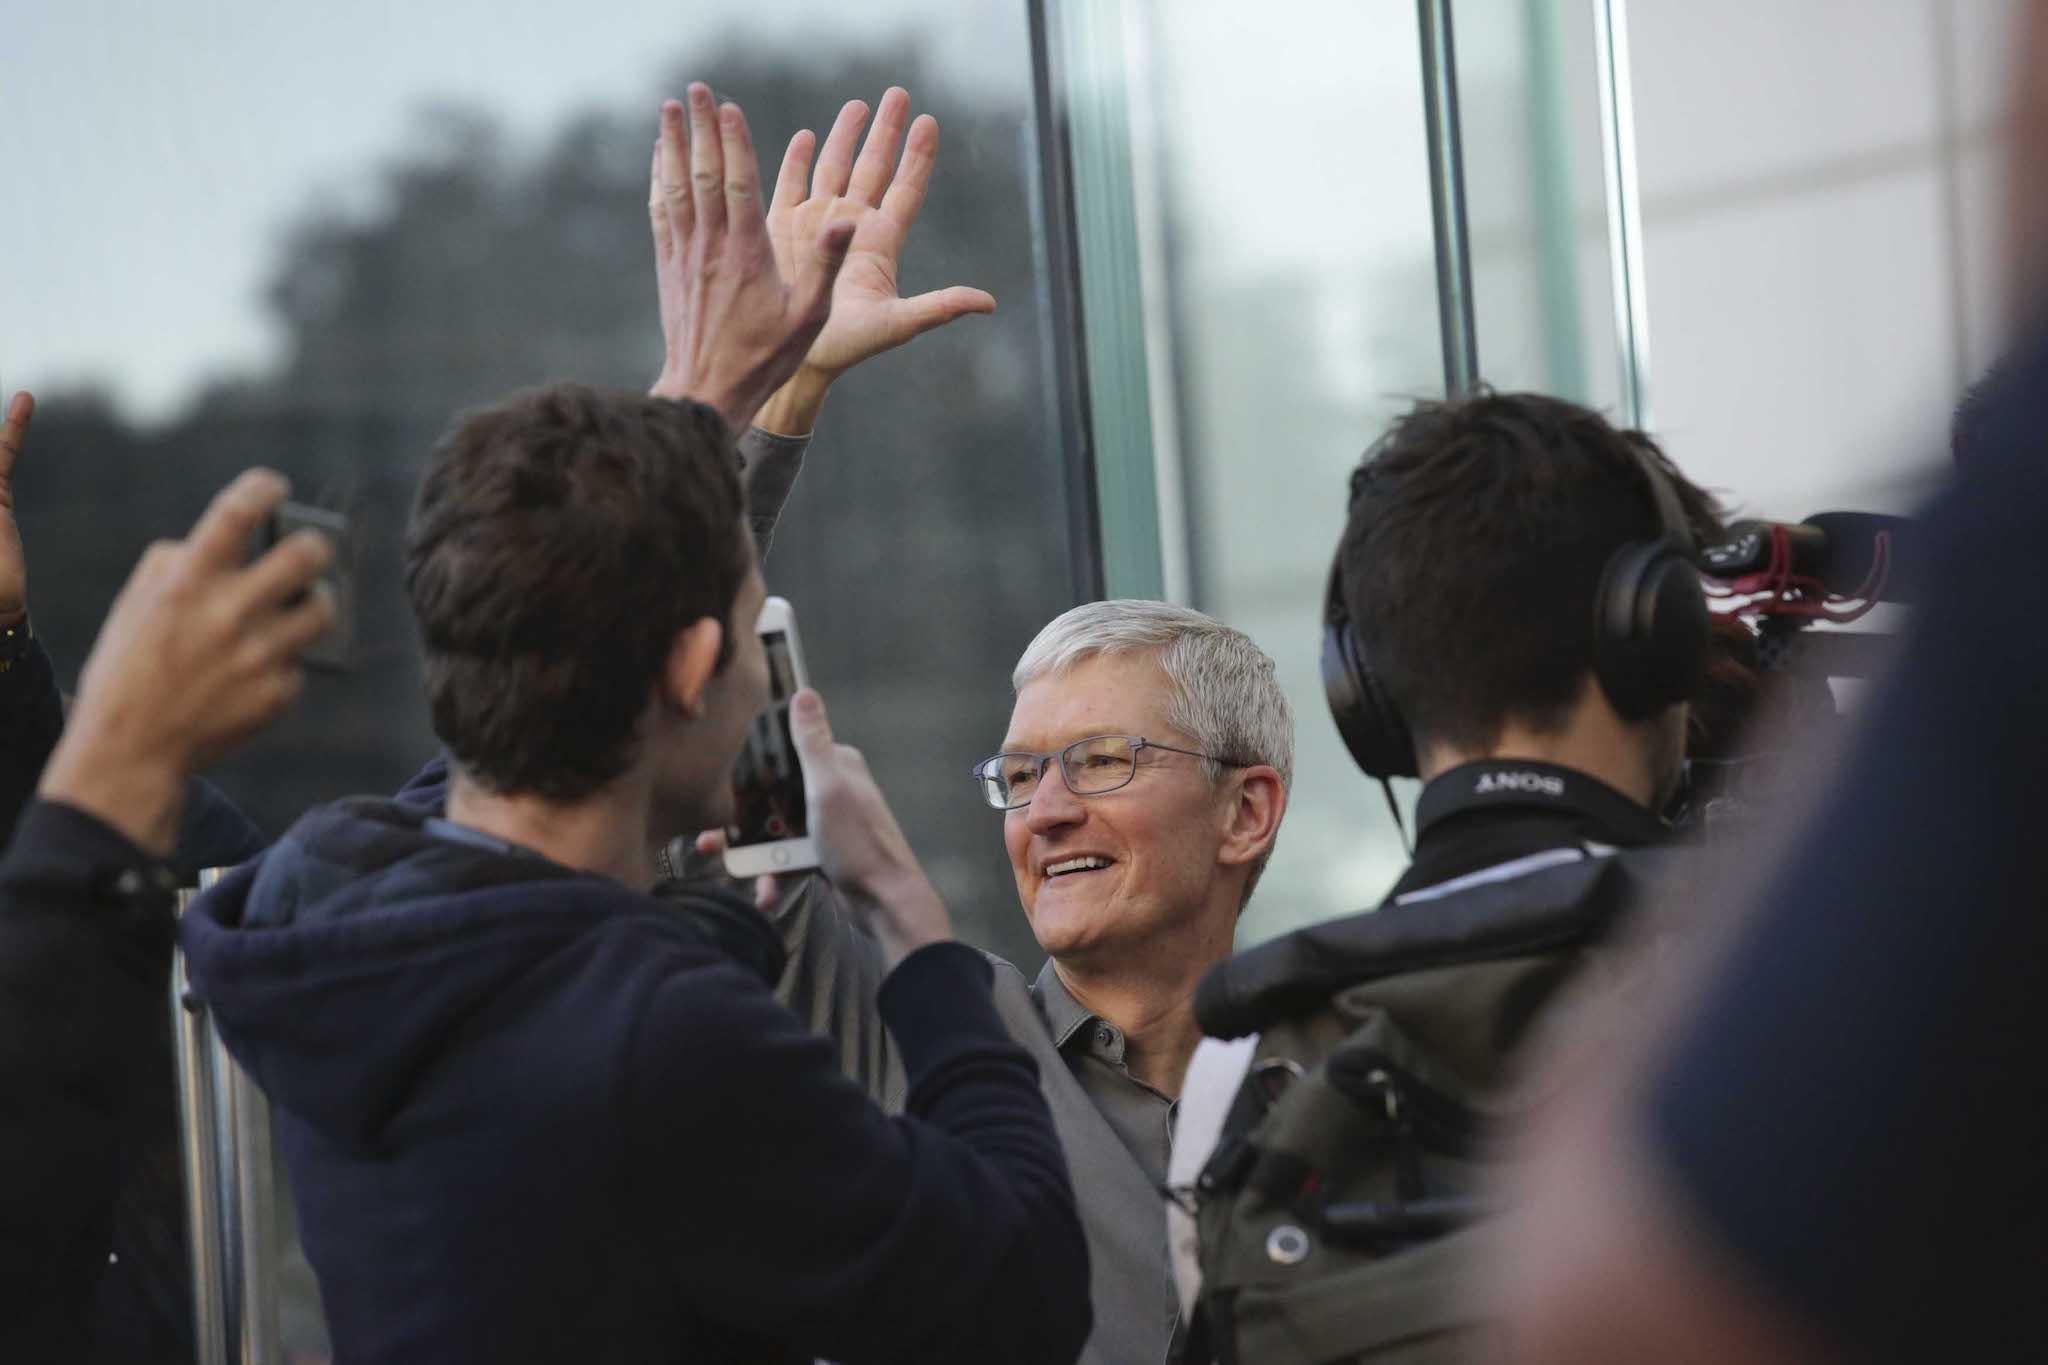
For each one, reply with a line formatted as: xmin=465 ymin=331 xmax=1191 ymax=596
xmin=1323 ymin=438 xmax=1710 ymax=780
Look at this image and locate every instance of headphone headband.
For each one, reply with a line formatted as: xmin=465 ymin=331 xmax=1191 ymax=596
xmin=1325 ymin=418 xmax=1709 ymax=779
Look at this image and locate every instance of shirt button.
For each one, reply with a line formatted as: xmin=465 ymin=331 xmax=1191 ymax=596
xmin=1094 ymin=1026 xmax=1113 ymax=1045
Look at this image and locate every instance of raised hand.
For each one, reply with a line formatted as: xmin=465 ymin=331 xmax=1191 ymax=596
xmin=38 ymin=469 xmax=336 ymax=854
xmin=648 ymin=84 xmax=858 ymax=431
xmin=0 ymin=392 xmax=35 ymax=625
xmin=756 ymin=88 xmax=997 ymax=434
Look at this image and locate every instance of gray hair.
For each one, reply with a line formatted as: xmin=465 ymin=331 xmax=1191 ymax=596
xmin=1012 ymin=600 xmax=1294 ymax=902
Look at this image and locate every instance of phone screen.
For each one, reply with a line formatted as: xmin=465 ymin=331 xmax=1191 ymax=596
xmin=727 ymin=630 xmax=807 ymax=847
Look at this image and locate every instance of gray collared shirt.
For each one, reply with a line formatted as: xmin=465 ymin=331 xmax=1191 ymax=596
xmin=1030 ymin=960 xmax=1179 ymax=1189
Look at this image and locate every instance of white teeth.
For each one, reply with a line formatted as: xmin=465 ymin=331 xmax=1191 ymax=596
xmin=1046 ymin=856 xmax=1111 ymax=877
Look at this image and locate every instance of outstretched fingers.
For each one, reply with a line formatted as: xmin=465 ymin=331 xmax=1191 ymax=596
xmin=879 ymin=114 xmax=942 ymax=235
xmin=771 ymin=128 xmax=817 ymax=223
xmin=846 ymin=86 xmax=911 ymax=208
xmin=716 ymin=100 xmax=769 ymax=247
xmin=656 ymin=100 xmax=694 ymax=253
xmin=810 ymin=99 xmax=870 ymax=200
xmin=898 ymin=285 xmax=998 ymax=338
xmin=686 ymin=83 xmax=726 ymax=235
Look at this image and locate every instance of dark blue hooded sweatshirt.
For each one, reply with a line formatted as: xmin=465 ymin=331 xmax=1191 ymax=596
xmin=179 ymin=795 xmax=1090 ymax=1364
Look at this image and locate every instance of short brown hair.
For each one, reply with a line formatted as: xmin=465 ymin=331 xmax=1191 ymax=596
xmin=1340 ymin=390 xmax=1724 ymax=752
xmin=404 ymin=385 xmax=748 ymax=800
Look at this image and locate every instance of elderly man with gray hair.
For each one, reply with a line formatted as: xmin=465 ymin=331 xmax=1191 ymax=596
xmin=697 ymin=597 xmax=1291 ymax=1364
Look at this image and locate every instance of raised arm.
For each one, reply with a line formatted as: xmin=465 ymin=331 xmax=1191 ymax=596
xmin=645 ymin=85 xmax=855 ymax=432
xmin=650 ymin=87 xmax=994 ymax=556
xmin=755 ymin=86 xmax=996 ymax=437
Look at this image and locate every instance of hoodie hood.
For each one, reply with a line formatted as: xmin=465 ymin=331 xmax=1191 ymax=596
xmin=181 ymin=797 xmax=643 ymax=1154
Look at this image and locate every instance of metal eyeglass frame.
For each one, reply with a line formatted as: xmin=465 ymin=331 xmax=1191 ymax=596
xmin=970 ymin=734 xmax=1246 ymax=811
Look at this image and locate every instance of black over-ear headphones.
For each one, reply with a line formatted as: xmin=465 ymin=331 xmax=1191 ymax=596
xmin=1323 ymin=441 xmax=1710 ymax=780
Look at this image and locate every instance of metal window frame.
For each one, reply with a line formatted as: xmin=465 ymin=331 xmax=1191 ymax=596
xmin=1030 ymin=0 xmax=1654 ymax=595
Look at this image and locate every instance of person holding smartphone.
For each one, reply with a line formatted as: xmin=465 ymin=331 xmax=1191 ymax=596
xmin=1 ymin=463 xmax=336 ymax=1360
xmin=179 ymin=87 xmax=1089 ymax=1365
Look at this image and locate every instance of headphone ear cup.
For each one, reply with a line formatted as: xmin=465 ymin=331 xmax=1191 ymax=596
xmin=1595 ymin=543 xmax=1709 ymax=721
xmin=1323 ymin=619 xmax=1419 ymax=780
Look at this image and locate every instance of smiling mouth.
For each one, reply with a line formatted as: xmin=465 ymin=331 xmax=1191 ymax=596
xmin=1044 ymin=856 xmax=1114 ymax=878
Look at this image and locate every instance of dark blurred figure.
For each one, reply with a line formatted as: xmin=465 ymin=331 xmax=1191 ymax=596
xmin=0 ymin=391 xmax=273 ymax=1363
xmin=0 ymin=457 xmax=335 ymax=1363
xmin=1494 ymin=6 xmax=2048 ymax=1358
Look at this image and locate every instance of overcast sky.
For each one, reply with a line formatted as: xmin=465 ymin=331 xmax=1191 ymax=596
xmin=0 ymin=0 xmax=1030 ymax=423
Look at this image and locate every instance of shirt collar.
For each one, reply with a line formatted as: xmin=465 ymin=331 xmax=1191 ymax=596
xmin=1030 ymin=958 xmax=1101 ymax=1049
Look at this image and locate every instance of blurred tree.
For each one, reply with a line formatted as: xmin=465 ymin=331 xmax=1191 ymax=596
xmin=16 ymin=39 xmax=1070 ymax=969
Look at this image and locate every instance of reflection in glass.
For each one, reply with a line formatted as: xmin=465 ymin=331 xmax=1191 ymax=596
xmin=11 ymin=4 xmax=1081 ymax=1356
xmin=5 ymin=2 xmax=1072 ymax=971
xmin=1135 ymin=0 xmax=1444 ymax=941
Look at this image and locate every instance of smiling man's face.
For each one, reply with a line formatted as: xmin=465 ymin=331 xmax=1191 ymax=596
xmin=1000 ymin=651 xmax=1242 ymax=968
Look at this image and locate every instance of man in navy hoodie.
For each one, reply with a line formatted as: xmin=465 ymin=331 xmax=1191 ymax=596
xmin=180 ymin=86 xmax=1090 ymax=1365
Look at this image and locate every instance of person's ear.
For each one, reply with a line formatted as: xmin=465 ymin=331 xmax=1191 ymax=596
xmin=1217 ymin=765 xmax=1287 ymax=870
xmin=663 ymin=617 xmax=725 ymax=719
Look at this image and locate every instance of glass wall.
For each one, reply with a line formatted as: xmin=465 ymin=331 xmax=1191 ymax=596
xmin=1112 ymin=0 xmax=1447 ymax=941
xmin=2 ymin=0 xmax=1074 ymax=973
xmin=1620 ymin=0 xmax=2012 ymax=517
xmin=1071 ymin=0 xmax=2007 ymax=942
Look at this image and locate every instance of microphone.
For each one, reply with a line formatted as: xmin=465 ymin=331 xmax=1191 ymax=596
xmin=1700 ymin=512 xmax=1915 ymax=604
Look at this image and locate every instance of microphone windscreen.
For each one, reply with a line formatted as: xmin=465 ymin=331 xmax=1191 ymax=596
xmin=1801 ymin=512 xmax=1917 ymax=602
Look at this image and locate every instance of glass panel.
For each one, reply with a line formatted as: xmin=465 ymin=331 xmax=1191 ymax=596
xmin=2 ymin=1 xmax=1073 ymax=975
xmin=1456 ymin=0 xmax=1626 ymax=411
xmin=1621 ymin=0 xmax=1996 ymax=518
xmin=1136 ymin=0 xmax=1445 ymax=942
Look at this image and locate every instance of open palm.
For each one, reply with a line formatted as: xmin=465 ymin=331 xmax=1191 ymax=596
xmin=766 ymin=88 xmax=995 ymax=382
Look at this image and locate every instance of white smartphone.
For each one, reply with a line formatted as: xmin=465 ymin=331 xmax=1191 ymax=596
xmin=722 ymin=596 xmax=821 ymax=878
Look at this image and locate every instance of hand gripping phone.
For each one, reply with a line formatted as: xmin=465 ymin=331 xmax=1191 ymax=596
xmin=722 ymin=596 xmax=820 ymax=877
xmin=259 ymin=501 xmax=354 ymax=671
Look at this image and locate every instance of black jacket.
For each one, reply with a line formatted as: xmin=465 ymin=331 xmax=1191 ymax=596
xmin=0 ymin=800 xmax=185 ymax=1361
xmin=0 ymin=633 xmax=266 ymax=1365
xmin=180 ymin=795 xmax=1092 ymax=1364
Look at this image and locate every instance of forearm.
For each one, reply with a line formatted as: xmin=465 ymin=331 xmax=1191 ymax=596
xmin=770 ymin=874 xmax=905 ymax=1106
xmin=733 ymin=425 xmax=812 ymax=561
xmin=751 ymin=369 xmax=833 ymax=440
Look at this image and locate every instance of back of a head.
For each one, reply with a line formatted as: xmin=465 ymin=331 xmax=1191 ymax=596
xmin=404 ymin=384 xmax=748 ymax=802
xmin=1339 ymin=390 xmax=1723 ymax=754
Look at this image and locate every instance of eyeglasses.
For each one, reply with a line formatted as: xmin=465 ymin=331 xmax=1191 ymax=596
xmin=969 ymin=734 xmax=1244 ymax=811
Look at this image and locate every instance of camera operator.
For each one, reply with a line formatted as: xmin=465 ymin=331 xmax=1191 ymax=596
xmin=0 ymin=464 xmax=336 ymax=1360
xmin=1167 ymin=391 xmax=1724 ymax=1363
xmin=1491 ymin=3 xmax=2048 ymax=1348
xmin=178 ymin=86 xmax=1089 ymax=1365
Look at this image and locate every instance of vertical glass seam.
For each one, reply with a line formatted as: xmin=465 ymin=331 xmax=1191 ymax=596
xmin=1419 ymin=0 xmax=1481 ymax=396
xmin=1594 ymin=0 xmax=1654 ymax=426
